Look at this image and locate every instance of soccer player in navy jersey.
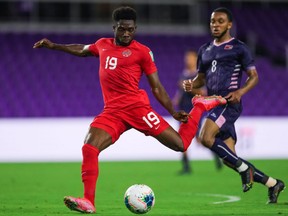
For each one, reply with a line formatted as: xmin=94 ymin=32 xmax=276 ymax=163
xmin=33 ymin=6 xmax=226 ymax=213
xmin=183 ymin=7 xmax=285 ymax=204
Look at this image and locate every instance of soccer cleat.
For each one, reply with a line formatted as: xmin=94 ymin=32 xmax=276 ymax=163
xmin=192 ymin=95 xmax=227 ymax=111
xmin=239 ymin=166 xmax=255 ymax=192
xmin=64 ymin=196 xmax=96 ymax=214
xmin=267 ymin=179 xmax=285 ymax=204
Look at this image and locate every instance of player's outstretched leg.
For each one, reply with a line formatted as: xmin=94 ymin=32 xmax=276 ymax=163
xmin=267 ymin=179 xmax=286 ymax=204
xmin=192 ymin=95 xmax=227 ymax=111
xmin=64 ymin=196 xmax=96 ymax=214
xmin=179 ymin=95 xmax=227 ymax=152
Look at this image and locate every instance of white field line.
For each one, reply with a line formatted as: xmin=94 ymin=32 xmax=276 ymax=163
xmin=198 ymin=193 xmax=241 ymax=204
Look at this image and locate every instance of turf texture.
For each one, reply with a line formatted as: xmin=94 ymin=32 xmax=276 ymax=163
xmin=0 ymin=160 xmax=287 ymax=216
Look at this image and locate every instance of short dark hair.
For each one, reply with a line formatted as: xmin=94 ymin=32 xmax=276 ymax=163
xmin=213 ymin=7 xmax=233 ymax=22
xmin=112 ymin=6 xmax=137 ymax=22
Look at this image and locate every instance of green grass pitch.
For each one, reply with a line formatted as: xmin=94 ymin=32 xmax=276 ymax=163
xmin=0 ymin=160 xmax=287 ymax=216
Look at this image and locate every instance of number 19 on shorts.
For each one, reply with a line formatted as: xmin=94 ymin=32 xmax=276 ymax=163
xmin=142 ymin=112 xmax=160 ymax=128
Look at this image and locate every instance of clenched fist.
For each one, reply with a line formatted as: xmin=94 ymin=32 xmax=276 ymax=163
xmin=182 ymin=79 xmax=193 ymax=92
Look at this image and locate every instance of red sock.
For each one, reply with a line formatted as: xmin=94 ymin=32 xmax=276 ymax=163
xmin=179 ymin=106 xmax=205 ymax=151
xmin=81 ymin=144 xmax=100 ymax=206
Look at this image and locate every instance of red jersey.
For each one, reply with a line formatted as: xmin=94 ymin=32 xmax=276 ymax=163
xmin=89 ymin=38 xmax=157 ymax=110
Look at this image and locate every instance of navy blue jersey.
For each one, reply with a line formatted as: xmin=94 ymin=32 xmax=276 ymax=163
xmin=197 ymin=38 xmax=256 ymax=96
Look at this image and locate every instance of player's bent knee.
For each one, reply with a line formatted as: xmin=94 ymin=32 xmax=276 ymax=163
xmin=84 ymin=128 xmax=113 ymax=152
xmin=170 ymin=144 xmax=184 ymax=152
xmin=178 ymin=145 xmax=185 ymax=152
xmin=168 ymin=143 xmax=184 ymax=152
xmin=199 ymin=135 xmax=214 ymax=148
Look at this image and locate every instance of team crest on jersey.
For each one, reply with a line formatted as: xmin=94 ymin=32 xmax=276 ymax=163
xmin=224 ymin=45 xmax=233 ymax=50
xmin=122 ymin=49 xmax=132 ymax=57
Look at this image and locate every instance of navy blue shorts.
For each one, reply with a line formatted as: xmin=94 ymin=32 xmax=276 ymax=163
xmin=206 ymin=103 xmax=242 ymax=142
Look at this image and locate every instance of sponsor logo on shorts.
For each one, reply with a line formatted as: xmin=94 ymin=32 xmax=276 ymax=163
xmin=155 ymin=124 xmax=160 ymax=130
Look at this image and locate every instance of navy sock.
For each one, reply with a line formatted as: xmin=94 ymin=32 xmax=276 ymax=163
xmin=239 ymin=158 xmax=269 ymax=184
xmin=211 ymin=138 xmax=242 ymax=167
xmin=182 ymin=154 xmax=191 ymax=171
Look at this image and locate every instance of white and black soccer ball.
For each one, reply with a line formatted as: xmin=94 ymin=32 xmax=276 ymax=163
xmin=124 ymin=184 xmax=155 ymax=214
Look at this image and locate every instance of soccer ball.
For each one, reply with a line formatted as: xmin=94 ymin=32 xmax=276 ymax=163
xmin=124 ymin=184 xmax=155 ymax=214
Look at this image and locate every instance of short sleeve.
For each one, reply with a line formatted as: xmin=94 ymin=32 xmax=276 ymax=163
xmin=141 ymin=49 xmax=157 ymax=75
xmin=88 ymin=40 xmax=101 ymax=56
xmin=240 ymin=43 xmax=255 ymax=71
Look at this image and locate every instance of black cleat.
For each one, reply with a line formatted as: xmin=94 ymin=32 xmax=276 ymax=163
xmin=267 ymin=179 xmax=285 ymax=204
xmin=239 ymin=166 xmax=254 ymax=192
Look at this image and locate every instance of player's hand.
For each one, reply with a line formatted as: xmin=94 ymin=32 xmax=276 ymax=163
xmin=224 ymin=91 xmax=242 ymax=104
xmin=172 ymin=111 xmax=189 ymax=123
xmin=33 ymin=38 xmax=54 ymax=49
xmin=182 ymin=79 xmax=193 ymax=92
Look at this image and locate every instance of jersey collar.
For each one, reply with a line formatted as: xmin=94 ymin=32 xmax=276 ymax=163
xmin=213 ymin=37 xmax=235 ymax=46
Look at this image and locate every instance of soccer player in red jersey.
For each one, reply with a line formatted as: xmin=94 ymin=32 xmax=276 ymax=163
xmin=33 ymin=6 xmax=226 ymax=213
xmin=183 ymin=7 xmax=285 ymax=204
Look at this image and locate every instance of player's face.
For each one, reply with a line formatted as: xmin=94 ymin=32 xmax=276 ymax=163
xmin=113 ymin=20 xmax=137 ymax=46
xmin=210 ymin=12 xmax=232 ymax=39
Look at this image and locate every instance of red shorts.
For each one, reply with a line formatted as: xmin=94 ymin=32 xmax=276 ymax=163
xmin=90 ymin=105 xmax=170 ymax=143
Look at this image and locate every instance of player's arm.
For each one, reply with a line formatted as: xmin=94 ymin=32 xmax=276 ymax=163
xmin=33 ymin=38 xmax=93 ymax=57
xmin=225 ymin=68 xmax=258 ymax=103
xmin=147 ymin=72 xmax=189 ymax=123
xmin=182 ymin=73 xmax=206 ymax=93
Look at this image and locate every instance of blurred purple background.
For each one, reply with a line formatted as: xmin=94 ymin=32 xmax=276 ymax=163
xmin=1 ymin=2 xmax=288 ymax=117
